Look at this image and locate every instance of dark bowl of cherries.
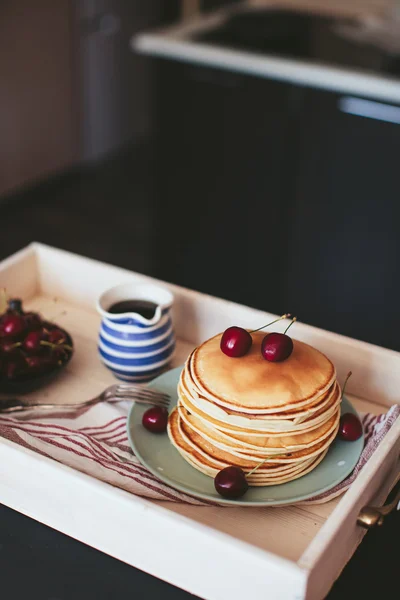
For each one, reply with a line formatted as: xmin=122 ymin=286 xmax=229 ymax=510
xmin=0 ymin=297 xmax=74 ymax=393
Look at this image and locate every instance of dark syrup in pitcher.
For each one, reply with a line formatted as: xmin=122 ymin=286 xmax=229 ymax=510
xmin=108 ymin=300 xmax=158 ymax=320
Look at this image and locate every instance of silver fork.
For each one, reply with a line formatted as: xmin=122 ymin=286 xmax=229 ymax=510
xmin=0 ymin=383 xmax=170 ymax=414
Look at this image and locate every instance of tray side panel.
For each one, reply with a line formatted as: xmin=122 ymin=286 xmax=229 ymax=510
xmin=299 ymin=422 xmax=400 ymax=600
xmin=0 ymin=437 xmax=307 ymax=600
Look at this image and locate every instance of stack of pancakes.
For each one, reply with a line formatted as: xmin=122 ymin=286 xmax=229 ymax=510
xmin=168 ymin=331 xmax=341 ymax=486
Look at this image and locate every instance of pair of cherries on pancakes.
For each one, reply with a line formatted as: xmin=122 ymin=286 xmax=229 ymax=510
xmin=142 ymin=314 xmax=362 ymax=499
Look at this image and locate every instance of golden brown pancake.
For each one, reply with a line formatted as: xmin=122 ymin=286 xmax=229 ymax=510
xmin=168 ymin=409 xmax=331 ymax=485
xmin=181 ymin=364 xmax=338 ymax=420
xmin=178 ymin=403 xmax=340 ymax=452
xmin=167 ymin=331 xmax=339 ymax=488
xmin=176 ymin=408 xmax=339 ymax=469
xmin=169 ymin=408 xmax=317 ymax=473
xmin=179 ymin=375 xmax=341 ymax=435
xmin=190 ymin=333 xmax=335 ymax=411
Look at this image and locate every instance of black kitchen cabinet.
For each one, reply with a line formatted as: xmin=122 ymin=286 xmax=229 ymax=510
xmin=285 ymin=88 xmax=400 ymax=350
xmin=152 ymin=55 xmax=400 ymax=350
xmin=153 ymin=60 xmax=299 ymax=314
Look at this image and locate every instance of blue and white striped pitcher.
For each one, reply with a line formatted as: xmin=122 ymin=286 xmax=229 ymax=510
xmin=96 ymin=282 xmax=175 ymax=382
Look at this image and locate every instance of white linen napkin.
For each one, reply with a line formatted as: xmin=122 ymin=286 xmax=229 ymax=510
xmin=0 ymin=401 xmax=398 ymax=506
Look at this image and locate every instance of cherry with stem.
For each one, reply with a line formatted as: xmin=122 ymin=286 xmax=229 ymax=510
xmin=340 ymin=371 xmax=352 ymax=400
xmin=142 ymin=406 xmax=169 ymax=433
xmin=283 ymin=316 xmax=297 ymax=334
xmin=338 ymin=372 xmax=362 ymax=441
xmin=261 ymin=316 xmax=297 ymax=363
xmin=250 ymin=313 xmax=291 ymax=333
xmin=220 ymin=314 xmax=291 ymax=358
xmin=214 ymin=453 xmax=286 ymax=499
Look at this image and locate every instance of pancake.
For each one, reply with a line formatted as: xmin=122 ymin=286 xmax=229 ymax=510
xmin=167 ymin=329 xmax=340 ymax=488
xmin=168 ymin=409 xmax=331 ymax=485
xmin=179 ymin=372 xmax=341 ymax=435
xmin=182 ymin=362 xmax=339 ymax=420
xmin=178 ymin=403 xmax=340 ymax=453
xmin=190 ymin=332 xmax=335 ymax=412
xmin=172 ymin=407 xmax=339 ymax=469
xmin=169 ymin=408 xmax=318 ymax=473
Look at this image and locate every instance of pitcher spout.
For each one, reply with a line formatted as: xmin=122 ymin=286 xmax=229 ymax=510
xmin=96 ymin=282 xmax=173 ymax=327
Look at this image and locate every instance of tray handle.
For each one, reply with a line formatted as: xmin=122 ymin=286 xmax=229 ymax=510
xmin=357 ymin=477 xmax=400 ymax=529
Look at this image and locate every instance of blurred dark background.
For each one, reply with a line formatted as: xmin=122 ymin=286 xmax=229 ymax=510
xmin=1 ymin=0 xmax=400 ymax=351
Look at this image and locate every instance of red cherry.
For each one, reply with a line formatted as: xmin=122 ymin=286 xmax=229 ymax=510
xmin=1 ymin=350 xmax=25 ymax=378
xmin=51 ymin=346 xmax=68 ymax=364
xmin=24 ymin=312 xmax=42 ymax=331
xmin=48 ymin=328 xmax=66 ymax=344
xmin=2 ymin=314 xmax=25 ymax=338
xmin=220 ymin=316 xmax=293 ymax=359
xmin=25 ymin=355 xmax=42 ymax=370
xmin=338 ymin=413 xmax=363 ymax=441
xmin=25 ymin=354 xmax=51 ymax=373
xmin=261 ymin=317 xmax=297 ymax=362
xmin=142 ymin=406 xmax=169 ymax=433
xmin=23 ymin=330 xmax=43 ymax=352
xmin=261 ymin=332 xmax=293 ymax=362
xmin=214 ymin=466 xmax=249 ymax=499
xmin=220 ymin=327 xmax=252 ymax=357
xmin=5 ymin=361 xmax=21 ymax=379
xmin=0 ymin=339 xmax=19 ymax=353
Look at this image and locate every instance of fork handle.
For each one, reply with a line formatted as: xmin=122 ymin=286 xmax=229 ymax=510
xmin=0 ymin=397 xmax=100 ymax=413
xmin=0 ymin=396 xmax=160 ymax=414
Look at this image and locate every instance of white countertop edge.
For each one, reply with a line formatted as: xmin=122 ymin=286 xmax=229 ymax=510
xmin=133 ymin=32 xmax=400 ymax=105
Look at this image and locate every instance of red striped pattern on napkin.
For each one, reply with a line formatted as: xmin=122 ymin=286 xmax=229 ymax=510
xmin=299 ymin=405 xmax=400 ymax=504
xmin=0 ymin=403 xmax=398 ymax=505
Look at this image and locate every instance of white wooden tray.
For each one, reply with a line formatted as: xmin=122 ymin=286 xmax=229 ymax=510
xmin=0 ymin=243 xmax=399 ymax=600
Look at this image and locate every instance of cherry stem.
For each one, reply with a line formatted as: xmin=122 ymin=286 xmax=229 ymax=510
xmin=341 ymin=371 xmax=352 ymax=400
xmin=246 ymin=453 xmax=286 ymax=477
xmin=40 ymin=340 xmax=72 ymax=351
xmin=5 ymin=342 xmax=21 ymax=350
xmin=250 ymin=313 xmax=291 ymax=333
xmin=283 ymin=316 xmax=297 ymax=335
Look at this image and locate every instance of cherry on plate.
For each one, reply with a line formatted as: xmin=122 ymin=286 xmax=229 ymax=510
xmin=214 ymin=466 xmax=249 ymax=499
xmin=142 ymin=406 xmax=169 ymax=433
xmin=338 ymin=413 xmax=363 ymax=441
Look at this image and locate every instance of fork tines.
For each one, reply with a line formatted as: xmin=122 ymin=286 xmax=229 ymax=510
xmin=116 ymin=384 xmax=170 ymax=400
xmin=114 ymin=384 xmax=170 ymax=407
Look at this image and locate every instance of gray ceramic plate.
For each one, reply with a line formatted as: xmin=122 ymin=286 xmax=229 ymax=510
xmin=127 ymin=367 xmax=363 ymax=506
